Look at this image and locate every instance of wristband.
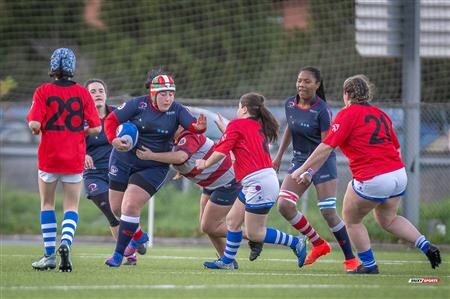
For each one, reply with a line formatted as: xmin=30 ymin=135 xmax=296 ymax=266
xmin=306 ymin=168 xmax=315 ymax=177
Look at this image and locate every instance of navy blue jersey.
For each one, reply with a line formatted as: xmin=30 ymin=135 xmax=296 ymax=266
xmin=85 ymin=105 xmax=114 ymax=172
xmin=285 ymin=95 xmax=335 ymax=159
xmin=112 ymin=96 xmax=197 ymax=168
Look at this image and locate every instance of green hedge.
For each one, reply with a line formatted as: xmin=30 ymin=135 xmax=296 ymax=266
xmin=1 ymin=183 xmax=448 ymax=244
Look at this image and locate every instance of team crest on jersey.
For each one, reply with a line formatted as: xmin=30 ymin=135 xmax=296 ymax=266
xmin=138 ymin=102 xmax=148 ymax=109
xmin=117 ymin=103 xmax=126 ymax=110
xmin=332 ymin=124 xmax=340 ymax=132
xmin=165 ymin=111 xmax=175 ymax=115
xmin=287 ymin=101 xmax=295 ymax=108
xmin=178 ymin=137 xmax=187 ymax=146
xmin=88 ymin=183 xmax=98 ymax=192
xmin=109 ymin=165 xmax=118 ymax=175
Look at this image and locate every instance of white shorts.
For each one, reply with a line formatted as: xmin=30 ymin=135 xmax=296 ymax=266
xmin=38 ymin=170 xmax=83 ymax=183
xmin=241 ymin=168 xmax=280 ymax=210
xmin=352 ymin=167 xmax=407 ymax=202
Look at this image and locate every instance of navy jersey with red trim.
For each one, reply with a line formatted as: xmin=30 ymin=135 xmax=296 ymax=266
xmin=214 ymin=118 xmax=272 ymax=182
xmin=285 ymin=95 xmax=334 ymax=159
xmin=109 ymin=96 xmax=197 ymax=168
xmin=85 ymin=105 xmax=115 ymax=171
xmin=27 ymin=80 xmax=101 ymax=174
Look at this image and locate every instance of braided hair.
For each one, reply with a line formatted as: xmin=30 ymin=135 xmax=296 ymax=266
xmin=343 ymin=74 xmax=373 ymax=104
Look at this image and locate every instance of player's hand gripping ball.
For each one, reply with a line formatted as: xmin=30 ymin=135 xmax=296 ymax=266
xmin=116 ymin=122 xmax=139 ymax=152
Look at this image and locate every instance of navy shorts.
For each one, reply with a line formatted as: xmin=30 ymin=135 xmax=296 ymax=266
xmin=108 ymin=154 xmax=169 ymax=196
xmin=202 ymin=179 xmax=242 ymax=206
xmin=288 ymin=154 xmax=337 ymax=185
xmin=83 ymin=170 xmax=109 ymax=199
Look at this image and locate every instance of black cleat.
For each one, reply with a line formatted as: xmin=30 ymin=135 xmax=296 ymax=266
xmin=58 ymin=243 xmax=72 ymax=272
xmin=426 ymin=244 xmax=441 ymax=269
xmin=349 ymin=264 xmax=379 ymax=274
xmin=248 ymin=241 xmax=264 ymax=261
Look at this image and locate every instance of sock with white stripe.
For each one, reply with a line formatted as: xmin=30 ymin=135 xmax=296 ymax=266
xmin=415 ymin=235 xmax=430 ymax=254
xmin=60 ymin=211 xmax=78 ymax=248
xmin=264 ymin=227 xmax=299 ymax=250
xmin=220 ymin=230 xmax=242 ymax=264
xmin=40 ymin=210 xmax=57 ymax=256
xmin=357 ymin=248 xmax=377 ymax=269
xmin=290 ymin=212 xmax=324 ymax=247
xmin=115 ymin=215 xmax=140 ymax=256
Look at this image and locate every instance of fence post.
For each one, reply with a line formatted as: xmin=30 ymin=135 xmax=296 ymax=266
xmin=402 ymin=1 xmax=421 ymax=226
xmin=147 ymin=196 xmax=154 ymax=248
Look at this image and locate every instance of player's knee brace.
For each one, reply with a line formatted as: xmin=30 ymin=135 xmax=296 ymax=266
xmin=90 ymin=192 xmax=120 ymax=227
xmin=278 ymin=190 xmax=299 ymax=205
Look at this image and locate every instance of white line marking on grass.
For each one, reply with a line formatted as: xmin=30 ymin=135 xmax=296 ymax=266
xmin=1 ymin=283 xmax=446 ymax=292
xmin=4 ymin=254 xmax=448 ymax=265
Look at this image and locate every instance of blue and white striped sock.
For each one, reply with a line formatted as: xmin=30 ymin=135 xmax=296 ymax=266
xmin=415 ymin=235 xmax=430 ymax=254
xmin=40 ymin=210 xmax=57 ymax=256
xmin=60 ymin=211 xmax=78 ymax=248
xmin=358 ymin=248 xmax=377 ymax=269
xmin=220 ymin=230 xmax=242 ymax=264
xmin=264 ymin=227 xmax=299 ymax=250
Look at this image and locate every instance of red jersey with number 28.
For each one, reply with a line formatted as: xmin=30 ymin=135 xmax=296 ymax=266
xmin=27 ymin=80 xmax=101 ymax=173
xmin=214 ymin=118 xmax=272 ymax=182
xmin=323 ymin=103 xmax=403 ymax=181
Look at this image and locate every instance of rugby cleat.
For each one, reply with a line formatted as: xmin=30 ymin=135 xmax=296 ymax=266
xmin=124 ymin=232 xmax=149 ymax=256
xmin=304 ymin=240 xmax=331 ymax=266
xmin=426 ymin=244 xmax=441 ymax=269
xmin=32 ymin=254 xmax=56 ymax=271
xmin=293 ymin=237 xmax=307 ymax=268
xmin=349 ymin=264 xmax=379 ymax=274
xmin=248 ymin=240 xmax=264 ymax=261
xmin=203 ymin=259 xmax=236 ymax=270
xmin=57 ymin=243 xmax=72 ymax=272
xmin=123 ymin=254 xmax=137 ymax=266
xmin=105 ymin=252 xmax=123 ymax=267
xmin=343 ymin=257 xmax=359 ymax=272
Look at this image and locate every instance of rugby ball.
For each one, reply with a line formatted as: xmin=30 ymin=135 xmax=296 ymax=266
xmin=116 ymin=122 xmax=139 ymax=152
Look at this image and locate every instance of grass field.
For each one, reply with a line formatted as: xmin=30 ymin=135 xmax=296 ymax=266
xmin=1 ymin=243 xmax=448 ymax=299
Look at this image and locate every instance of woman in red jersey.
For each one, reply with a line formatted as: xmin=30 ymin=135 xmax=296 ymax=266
xmin=196 ymin=92 xmax=307 ymax=270
xmin=27 ymin=48 xmax=101 ymax=272
xmin=292 ymin=75 xmax=441 ymax=274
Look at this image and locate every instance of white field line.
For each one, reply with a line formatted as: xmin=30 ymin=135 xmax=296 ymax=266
xmin=1 ymin=283 xmax=447 ymax=292
xmin=2 ymin=254 xmax=449 ymax=278
xmin=3 ymin=253 xmax=448 ymax=265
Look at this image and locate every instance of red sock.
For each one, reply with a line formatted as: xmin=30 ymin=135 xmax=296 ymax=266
xmin=132 ymin=226 xmax=143 ymax=240
xmin=290 ymin=212 xmax=324 ymax=247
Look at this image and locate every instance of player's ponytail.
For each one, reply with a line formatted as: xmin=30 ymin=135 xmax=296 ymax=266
xmin=240 ymin=92 xmax=279 ymax=143
xmin=300 ymin=66 xmax=326 ymax=101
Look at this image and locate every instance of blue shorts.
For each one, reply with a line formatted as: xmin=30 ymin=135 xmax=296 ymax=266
xmin=83 ymin=170 xmax=109 ymax=199
xmin=288 ymin=154 xmax=337 ymax=185
xmin=202 ymin=179 xmax=242 ymax=206
xmin=108 ymin=154 xmax=169 ymax=195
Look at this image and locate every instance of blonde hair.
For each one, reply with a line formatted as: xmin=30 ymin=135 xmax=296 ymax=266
xmin=343 ymin=74 xmax=373 ymax=103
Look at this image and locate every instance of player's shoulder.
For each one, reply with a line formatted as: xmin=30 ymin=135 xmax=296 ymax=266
xmin=177 ymin=130 xmax=204 ymax=145
xmin=284 ymin=95 xmax=297 ymax=108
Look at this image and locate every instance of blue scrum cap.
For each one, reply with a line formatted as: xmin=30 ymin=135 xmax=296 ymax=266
xmin=49 ymin=48 xmax=76 ymax=77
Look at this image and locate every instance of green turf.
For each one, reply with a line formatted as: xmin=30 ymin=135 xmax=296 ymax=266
xmin=1 ymin=244 xmax=448 ymax=299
